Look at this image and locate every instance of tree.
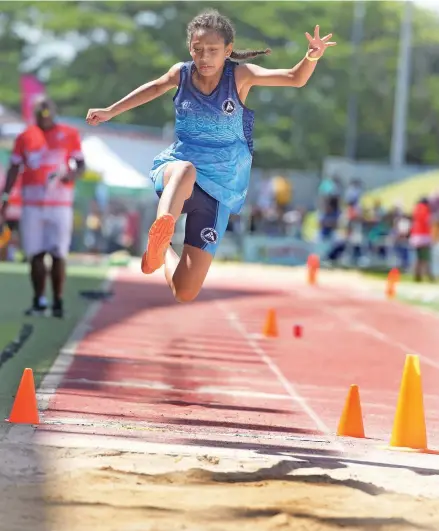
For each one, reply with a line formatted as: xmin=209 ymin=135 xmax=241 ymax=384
xmin=0 ymin=1 xmax=438 ymax=169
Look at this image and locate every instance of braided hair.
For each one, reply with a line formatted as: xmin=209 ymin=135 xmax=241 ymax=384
xmin=187 ymin=9 xmax=271 ymax=62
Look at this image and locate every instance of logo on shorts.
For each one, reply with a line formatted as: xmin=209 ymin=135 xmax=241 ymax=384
xmin=222 ymin=99 xmax=236 ymax=115
xmin=200 ymin=227 xmax=218 ymax=244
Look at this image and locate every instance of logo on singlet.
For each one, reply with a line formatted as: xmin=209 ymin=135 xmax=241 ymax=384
xmin=200 ymin=227 xmax=219 ymax=244
xmin=222 ymin=99 xmax=236 ymax=115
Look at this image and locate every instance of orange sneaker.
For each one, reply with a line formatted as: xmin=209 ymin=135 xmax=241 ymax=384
xmin=141 ymin=214 xmax=175 ymax=274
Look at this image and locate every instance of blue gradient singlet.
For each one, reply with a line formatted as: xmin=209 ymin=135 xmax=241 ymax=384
xmin=150 ymin=59 xmax=255 ymax=215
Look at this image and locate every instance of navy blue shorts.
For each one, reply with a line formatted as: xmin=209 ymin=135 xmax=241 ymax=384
xmin=151 ymin=164 xmax=231 ymax=256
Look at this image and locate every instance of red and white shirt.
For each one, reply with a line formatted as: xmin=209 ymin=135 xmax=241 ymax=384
xmin=11 ymin=123 xmax=84 ymax=207
xmin=410 ymin=202 xmax=432 ymax=247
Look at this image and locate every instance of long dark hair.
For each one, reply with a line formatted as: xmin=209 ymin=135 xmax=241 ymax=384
xmin=187 ymin=9 xmax=271 ymax=62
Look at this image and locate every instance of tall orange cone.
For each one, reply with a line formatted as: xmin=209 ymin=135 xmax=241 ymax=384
xmin=390 ymin=354 xmax=427 ymax=450
xmin=263 ymin=308 xmax=278 ymax=337
xmin=6 ymin=368 xmax=40 ymax=424
xmin=337 ymin=384 xmax=365 ymax=438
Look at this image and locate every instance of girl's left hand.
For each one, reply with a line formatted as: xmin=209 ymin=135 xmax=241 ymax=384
xmin=305 ymin=25 xmax=337 ymax=59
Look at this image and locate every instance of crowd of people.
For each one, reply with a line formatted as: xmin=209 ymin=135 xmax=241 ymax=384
xmin=246 ymin=174 xmax=307 ymax=238
xmin=317 ymin=176 xmax=439 ymax=280
xmin=223 ymin=173 xmax=438 ymax=282
xmin=81 ymin=199 xmax=141 ymax=255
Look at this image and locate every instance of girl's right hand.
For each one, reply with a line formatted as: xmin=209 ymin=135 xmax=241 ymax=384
xmin=86 ymin=108 xmax=114 ymax=126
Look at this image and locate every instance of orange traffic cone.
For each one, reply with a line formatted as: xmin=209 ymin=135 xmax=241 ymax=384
xmin=390 ymin=354 xmax=427 ymax=450
xmin=389 ymin=267 xmax=400 ymax=282
xmin=6 ymin=368 xmax=40 ymax=424
xmin=307 ymin=254 xmax=319 ymax=285
xmin=337 ymin=384 xmax=365 ymax=438
xmin=263 ymin=309 xmax=278 ymax=337
xmin=386 ymin=268 xmax=400 ymax=299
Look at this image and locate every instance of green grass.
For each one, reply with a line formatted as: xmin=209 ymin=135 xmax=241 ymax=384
xmin=0 ymin=262 xmax=107 ymax=432
xmin=359 ymin=269 xmax=439 ymax=314
xmin=361 ymin=269 xmax=423 ymax=284
xmin=398 ymin=294 xmax=439 ymax=314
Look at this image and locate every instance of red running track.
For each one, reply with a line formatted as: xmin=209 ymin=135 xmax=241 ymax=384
xmin=36 ymin=265 xmax=439 ymax=465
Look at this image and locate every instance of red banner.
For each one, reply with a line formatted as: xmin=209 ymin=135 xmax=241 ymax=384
xmin=20 ymin=75 xmax=46 ymax=124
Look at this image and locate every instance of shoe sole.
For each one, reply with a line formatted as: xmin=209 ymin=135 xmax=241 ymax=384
xmin=141 ymin=214 xmax=175 ymax=274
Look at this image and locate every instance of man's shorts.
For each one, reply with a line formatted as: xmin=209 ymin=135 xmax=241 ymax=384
xmin=21 ymin=205 xmax=73 ymax=259
xmin=415 ymin=245 xmax=431 ymax=262
xmin=6 ymin=219 xmax=20 ymax=232
xmin=151 ymin=163 xmax=230 ymax=256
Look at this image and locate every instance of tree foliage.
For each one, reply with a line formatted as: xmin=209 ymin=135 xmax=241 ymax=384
xmin=0 ymin=1 xmax=438 ymax=169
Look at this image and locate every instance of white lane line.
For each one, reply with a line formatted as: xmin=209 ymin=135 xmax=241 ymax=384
xmin=216 ymin=301 xmax=345 ymax=453
xmin=321 ymin=306 xmax=439 ymax=371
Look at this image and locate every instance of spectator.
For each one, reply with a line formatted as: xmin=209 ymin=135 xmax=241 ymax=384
xmin=410 ymin=198 xmax=434 ymax=282
xmin=430 ymin=192 xmax=439 ymax=243
xmin=391 ymin=207 xmax=411 ymax=271
xmin=319 ymin=198 xmax=339 ymax=242
xmin=271 ymin=174 xmax=292 ymax=217
xmin=344 ymin=178 xmax=362 ymax=210
xmin=0 ymin=96 xmax=85 ymax=317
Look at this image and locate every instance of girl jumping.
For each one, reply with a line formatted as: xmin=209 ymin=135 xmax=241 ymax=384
xmin=86 ymin=9 xmax=336 ymax=302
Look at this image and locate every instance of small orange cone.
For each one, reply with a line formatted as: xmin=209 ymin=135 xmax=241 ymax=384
xmin=386 ymin=268 xmax=399 ymax=299
xmin=307 ymin=254 xmax=319 ymax=285
xmin=263 ymin=309 xmax=278 ymax=337
xmin=390 ymin=354 xmax=427 ymax=450
xmin=6 ymin=368 xmax=39 ymax=424
xmin=337 ymin=384 xmax=365 ymax=438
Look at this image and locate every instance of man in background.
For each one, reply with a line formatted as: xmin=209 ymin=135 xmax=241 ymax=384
xmin=410 ymin=197 xmax=434 ymax=282
xmin=0 ymin=96 xmax=85 ymax=317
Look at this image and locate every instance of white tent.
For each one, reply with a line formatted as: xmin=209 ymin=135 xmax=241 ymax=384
xmin=81 ymin=135 xmax=152 ymax=190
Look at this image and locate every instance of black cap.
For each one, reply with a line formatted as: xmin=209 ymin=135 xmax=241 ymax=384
xmin=33 ymin=96 xmax=56 ymax=118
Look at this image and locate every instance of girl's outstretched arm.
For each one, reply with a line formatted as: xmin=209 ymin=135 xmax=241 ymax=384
xmin=86 ymin=62 xmax=183 ymax=125
xmin=239 ymin=25 xmax=336 ymax=89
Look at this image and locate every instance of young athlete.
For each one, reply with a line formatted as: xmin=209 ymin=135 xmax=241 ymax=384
xmin=86 ymin=9 xmax=336 ymax=302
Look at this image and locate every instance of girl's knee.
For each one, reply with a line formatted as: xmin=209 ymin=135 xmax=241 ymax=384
xmin=169 ymin=161 xmax=196 ymax=188
xmin=172 ymin=275 xmax=202 ymax=303
xmin=174 ymin=287 xmax=200 ymax=303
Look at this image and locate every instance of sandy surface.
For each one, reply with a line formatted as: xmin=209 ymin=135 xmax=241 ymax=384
xmin=1 ymin=440 xmax=439 ymax=531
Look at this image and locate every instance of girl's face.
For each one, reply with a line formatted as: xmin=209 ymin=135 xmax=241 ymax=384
xmin=189 ymin=30 xmax=232 ymax=77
